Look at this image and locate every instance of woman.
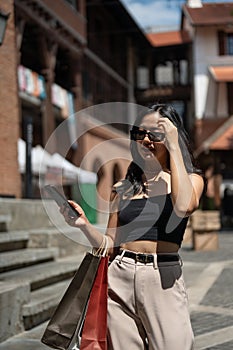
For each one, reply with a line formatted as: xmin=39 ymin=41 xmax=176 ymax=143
xmin=61 ymin=104 xmax=204 ymax=350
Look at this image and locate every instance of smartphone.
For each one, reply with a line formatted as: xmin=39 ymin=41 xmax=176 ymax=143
xmin=44 ymin=185 xmax=81 ymax=219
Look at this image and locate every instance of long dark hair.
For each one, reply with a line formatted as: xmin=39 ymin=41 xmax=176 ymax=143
xmin=118 ymin=103 xmax=202 ymax=196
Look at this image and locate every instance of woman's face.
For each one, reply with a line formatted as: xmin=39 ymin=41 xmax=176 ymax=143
xmin=135 ymin=112 xmax=168 ymax=167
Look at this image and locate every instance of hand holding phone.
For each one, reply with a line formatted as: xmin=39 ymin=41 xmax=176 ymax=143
xmin=44 ymin=185 xmax=81 ymax=219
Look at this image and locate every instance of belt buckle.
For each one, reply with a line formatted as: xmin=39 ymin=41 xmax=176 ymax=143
xmin=135 ymin=253 xmax=150 ymax=264
xmin=144 ymin=254 xmax=151 ymax=264
xmin=135 ymin=253 xmax=143 ymax=263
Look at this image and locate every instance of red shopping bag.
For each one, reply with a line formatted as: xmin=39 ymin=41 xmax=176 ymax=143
xmin=80 ymin=255 xmax=109 ymax=350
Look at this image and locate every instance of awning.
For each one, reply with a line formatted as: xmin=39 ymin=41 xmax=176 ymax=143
xmin=209 ymin=66 xmax=233 ymax=82
xmin=195 ymin=116 xmax=233 ymax=155
xmin=210 ymin=123 xmax=233 ymax=150
xmin=51 ymin=153 xmax=97 ymax=184
xmin=18 ymin=139 xmax=97 ymax=184
xmin=18 ymin=139 xmax=51 ymax=174
xmin=147 ymin=30 xmax=191 ymax=47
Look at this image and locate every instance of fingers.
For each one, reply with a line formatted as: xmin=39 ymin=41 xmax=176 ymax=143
xmin=66 ymin=215 xmax=77 ymax=226
xmin=68 ymin=200 xmax=80 ymax=211
xmin=157 ymin=117 xmax=174 ymax=131
xmin=158 ymin=118 xmax=178 ymax=137
xmin=60 ymin=207 xmax=76 ymax=226
xmin=60 ymin=200 xmax=86 ymax=227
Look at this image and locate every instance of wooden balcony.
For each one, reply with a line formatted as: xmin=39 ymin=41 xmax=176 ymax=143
xmin=39 ymin=0 xmax=86 ymax=41
xmin=135 ymin=84 xmax=191 ymax=104
xmin=15 ymin=0 xmax=87 ymax=46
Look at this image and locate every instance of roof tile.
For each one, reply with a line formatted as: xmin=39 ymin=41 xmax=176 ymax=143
xmin=183 ymin=3 xmax=233 ymax=26
xmin=147 ymin=30 xmax=191 ymax=47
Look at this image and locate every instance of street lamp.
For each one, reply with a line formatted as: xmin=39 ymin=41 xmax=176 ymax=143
xmin=0 ymin=10 xmax=10 ymax=46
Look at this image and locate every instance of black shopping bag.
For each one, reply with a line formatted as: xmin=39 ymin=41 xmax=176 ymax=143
xmin=41 ymin=252 xmax=101 ymax=350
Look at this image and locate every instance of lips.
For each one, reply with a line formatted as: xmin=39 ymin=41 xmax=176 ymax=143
xmin=141 ymin=146 xmax=155 ymax=158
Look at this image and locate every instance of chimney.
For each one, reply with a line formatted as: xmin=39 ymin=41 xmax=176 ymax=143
xmin=187 ymin=0 xmax=203 ymax=8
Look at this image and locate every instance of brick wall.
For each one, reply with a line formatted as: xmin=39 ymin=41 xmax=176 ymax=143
xmin=0 ymin=0 xmax=21 ymax=198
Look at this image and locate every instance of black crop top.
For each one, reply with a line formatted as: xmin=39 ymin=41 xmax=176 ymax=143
xmin=117 ymin=194 xmax=189 ymax=247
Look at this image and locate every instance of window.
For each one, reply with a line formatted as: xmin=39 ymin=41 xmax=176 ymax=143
xmin=227 ymin=33 xmax=233 ymax=55
xmin=137 ymin=66 xmax=149 ymax=89
xmin=82 ymin=71 xmax=90 ymax=100
xmin=227 ymin=83 xmax=233 ymax=115
xmin=155 ymin=62 xmax=173 ymax=86
xmin=64 ymin=0 xmax=78 ymax=10
xmin=218 ymin=31 xmax=233 ymax=55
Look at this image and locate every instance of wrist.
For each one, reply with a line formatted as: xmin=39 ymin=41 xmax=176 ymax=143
xmin=167 ymin=142 xmax=180 ymax=153
xmin=80 ymin=219 xmax=91 ymax=232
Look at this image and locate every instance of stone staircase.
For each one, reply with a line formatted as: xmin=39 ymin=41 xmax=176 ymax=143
xmin=0 ymin=202 xmax=90 ymax=345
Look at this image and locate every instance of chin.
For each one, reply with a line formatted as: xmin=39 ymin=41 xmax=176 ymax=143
xmin=139 ymin=151 xmax=154 ymax=161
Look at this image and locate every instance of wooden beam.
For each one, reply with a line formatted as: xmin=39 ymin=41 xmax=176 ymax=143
xmin=15 ymin=0 xmax=84 ymax=56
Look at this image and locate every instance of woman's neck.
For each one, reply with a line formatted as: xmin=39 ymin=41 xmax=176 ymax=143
xmin=143 ymin=163 xmax=170 ymax=182
xmin=144 ymin=162 xmax=163 ymax=174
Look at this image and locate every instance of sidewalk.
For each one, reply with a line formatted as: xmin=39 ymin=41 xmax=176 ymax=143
xmin=181 ymin=230 xmax=233 ymax=350
xmin=0 ymin=231 xmax=233 ymax=350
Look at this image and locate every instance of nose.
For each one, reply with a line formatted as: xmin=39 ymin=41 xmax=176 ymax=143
xmin=142 ymin=132 xmax=151 ymax=142
xmin=142 ymin=134 xmax=154 ymax=148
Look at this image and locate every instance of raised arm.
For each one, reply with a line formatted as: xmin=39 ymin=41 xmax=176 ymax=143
xmin=158 ymin=117 xmax=204 ymax=216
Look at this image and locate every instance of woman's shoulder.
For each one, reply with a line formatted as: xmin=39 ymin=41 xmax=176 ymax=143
xmin=189 ymin=172 xmax=206 ymax=195
xmin=110 ymin=179 xmax=130 ymax=201
xmin=112 ymin=179 xmax=129 ymax=192
xmin=109 ymin=180 xmax=128 ymax=211
xmin=189 ymin=172 xmax=205 ymax=182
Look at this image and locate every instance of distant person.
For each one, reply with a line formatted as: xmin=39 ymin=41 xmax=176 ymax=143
xmin=223 ymin=186 xmax=233 ymax=216
xmin=202 ymin=164 xmax=221 ymax=210
xmin=61 ymin=104 xmax=204 ymax=350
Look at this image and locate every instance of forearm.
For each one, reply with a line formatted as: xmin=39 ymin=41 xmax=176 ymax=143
xmin=65 ymin=193 xmax=118 ymax=252
xmin=81 ymin=222 xmax=113 ymax=250
xmin=169 ymin=145 xmax=198 ymax=214
xmin=63 ymin=200 xmax=115 ymax=250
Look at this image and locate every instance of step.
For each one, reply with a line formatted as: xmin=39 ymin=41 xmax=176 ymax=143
xmin=0 ymin=248 xmax=59 ymax=273
xmin=0 ymin=255 xmax=83 ymax=290
xmin=28 ymin=226 xmax=90 ymax=254
xmin=0 ymin=321 xmax=49 ymax=350
xmin=23 ymin=279 xmax=72 ymax=330
xmin=0 ymin=230 xmax=29 ymax=252
xmin=0 ymin=254 xmax=84 ymax=341
xmin=0 ymin=214 xmax=12 ymax=232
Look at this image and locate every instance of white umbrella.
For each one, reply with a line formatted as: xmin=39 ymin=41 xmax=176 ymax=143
xmin=18 ymin=139 xmax=97 ymax=184
xmin=32 ymin=145 xmax=53 ymax=174
xmin=17 ymin=138 xmax=26 ymax=173
xmin=77 ymin=167 xmax=97 ymax=184
xmin=51 ymin=153 xmax=97 ymax=184
xmin=51 ymin=153 xmax=78 ymax=181
xmin=18 ymin=139 xmax=53 ymax=175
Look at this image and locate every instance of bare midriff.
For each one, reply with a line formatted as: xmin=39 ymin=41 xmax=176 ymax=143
xmin=120 ymin=240 xmax=179 ymax=254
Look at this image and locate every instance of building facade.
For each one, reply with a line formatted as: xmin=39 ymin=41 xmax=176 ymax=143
xmin=2 ymin=0 xmax=232 ymax=224
xmin=0 ymin=0 xmax=151 ymax=224
xmin=181 ymin=0 xmax=233 ymax=225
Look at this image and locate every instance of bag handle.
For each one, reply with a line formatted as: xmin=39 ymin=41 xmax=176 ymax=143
xmin=93 ymin=235 xmax=108 ymax=257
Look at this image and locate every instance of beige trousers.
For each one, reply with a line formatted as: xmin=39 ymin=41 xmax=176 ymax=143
xmin=107 ymin=252 xmax=194 ymax=350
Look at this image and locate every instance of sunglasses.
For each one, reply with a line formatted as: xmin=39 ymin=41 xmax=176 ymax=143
xmin=130 ymin=129 xmax=165 ymax=142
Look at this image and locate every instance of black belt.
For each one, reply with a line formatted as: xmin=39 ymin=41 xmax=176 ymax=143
xmin=122 ymin=251 xmax=179 ymax=264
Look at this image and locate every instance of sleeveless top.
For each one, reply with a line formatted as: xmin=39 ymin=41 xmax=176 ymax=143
xmin=117 ymin=194 xmax=189 ymax=247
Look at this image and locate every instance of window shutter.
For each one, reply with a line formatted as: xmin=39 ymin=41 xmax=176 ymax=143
xmin=218 ymin=31 xmax=225 ymax=56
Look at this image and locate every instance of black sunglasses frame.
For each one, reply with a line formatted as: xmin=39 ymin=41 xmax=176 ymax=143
xmin=130 ymin=129 xmax=165 ymax=142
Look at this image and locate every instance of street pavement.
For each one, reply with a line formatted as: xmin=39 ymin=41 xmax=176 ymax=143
xmin=181 ymin=230 xmax=233 ymax=350
xmin=0 ymin=230 xmax=233 ymax=350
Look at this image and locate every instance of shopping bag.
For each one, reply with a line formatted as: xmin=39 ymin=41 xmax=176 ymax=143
xmin=80 ymin=254 xmax=109 ymax=350
xmin=41 ymin=252 xmax=101 ymax=350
